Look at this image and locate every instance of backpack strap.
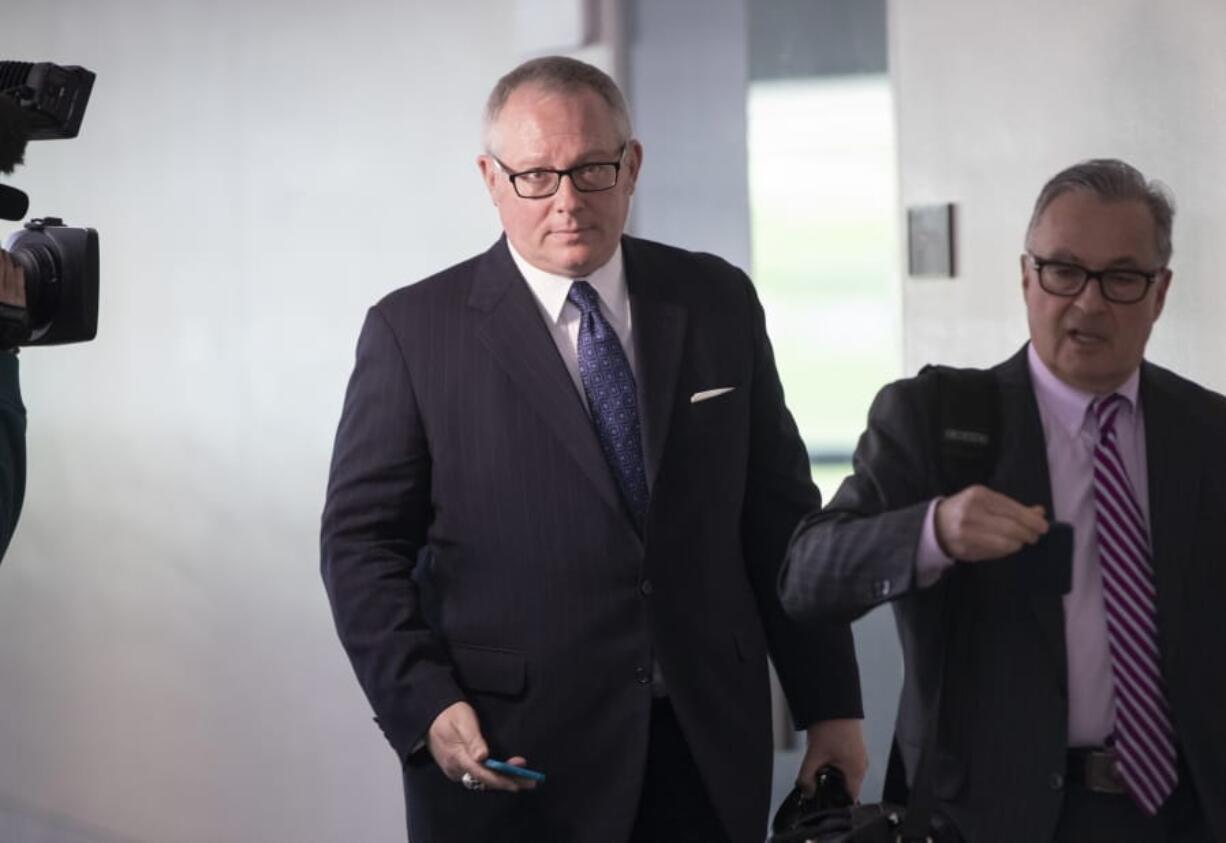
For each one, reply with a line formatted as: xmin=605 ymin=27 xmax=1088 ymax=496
xmin=895 ymin=364 xmax=1000 ymax=842
xmin=922 ymin=364 xmax=1001 ymax=495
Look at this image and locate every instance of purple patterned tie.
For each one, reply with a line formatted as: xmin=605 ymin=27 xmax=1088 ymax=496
xmin=1091 ymin=394 xmax=1178 ymax=814
xmin=568 ymin=280 xmax=649 ymax=525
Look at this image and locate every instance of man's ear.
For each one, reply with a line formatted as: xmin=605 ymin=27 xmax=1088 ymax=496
xmin=623 ymin=139 xmax=644 ymax=194
xmin=477 ymin=154 xmax=500 ymax=205
xmin=1152 ymin=268 xmax=1172 ymax=321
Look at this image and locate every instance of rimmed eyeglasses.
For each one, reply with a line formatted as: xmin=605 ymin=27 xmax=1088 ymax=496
xmin=492 ymin=145 xmax=627 ymax=199
xmin=1027 ymin=254 xmax=1162 ymax=304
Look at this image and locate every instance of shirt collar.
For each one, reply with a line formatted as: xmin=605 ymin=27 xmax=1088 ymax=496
xmin=1026 ymin=342 xmax=1141 ymax=437
xmin=507 ymin=240 xmax=627 ymax=326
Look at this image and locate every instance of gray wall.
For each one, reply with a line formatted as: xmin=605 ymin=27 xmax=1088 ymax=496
xmin=750 ymin=0 xmax=886 ymax=80
xmin=626 ymin=0 xmax=752 ymax=269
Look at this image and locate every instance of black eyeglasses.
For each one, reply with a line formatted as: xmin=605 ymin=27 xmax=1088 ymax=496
xmin=492 ymin=145 xmax=626 ymax=199
xmin=1027 ymin=254 xmax=1162 ymax=304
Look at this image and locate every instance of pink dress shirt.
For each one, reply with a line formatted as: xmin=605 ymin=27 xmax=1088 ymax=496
xmin=915 ymin=343 xmax=1149 ymax=746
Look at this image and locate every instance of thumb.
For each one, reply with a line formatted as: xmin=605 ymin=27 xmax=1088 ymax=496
xmin=796 ymin=751 xmax=827 ymax=796
xmin=463 ymin=730 xmax=489 ymax=763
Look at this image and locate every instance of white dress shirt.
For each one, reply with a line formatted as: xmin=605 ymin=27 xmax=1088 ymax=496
xmin=508 ymin=241 xmax=669 ymax=694
xmin=507 ymin=241 xmax=637 ymax=413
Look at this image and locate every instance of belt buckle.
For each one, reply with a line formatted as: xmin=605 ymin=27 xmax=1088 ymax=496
xmin=1081 ymin=748 xmax=1127 ymax=795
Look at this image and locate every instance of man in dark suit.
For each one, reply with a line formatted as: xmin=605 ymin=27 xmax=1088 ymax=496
xmin=321 ymin=56 xmax=865 ymax=842
xmin=780 ymin=159 xmax=1225 ymax=842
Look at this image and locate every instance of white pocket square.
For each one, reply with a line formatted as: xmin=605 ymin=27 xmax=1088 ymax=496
xmin=690 ymin=387 xmax=736 ymax=404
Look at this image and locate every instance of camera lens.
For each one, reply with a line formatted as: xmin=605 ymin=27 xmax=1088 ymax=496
xmin=10 ymin=238 xmax=58 ymax=328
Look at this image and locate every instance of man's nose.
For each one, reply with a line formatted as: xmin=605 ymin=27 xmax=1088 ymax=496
xmin=1073 ymin=275 xmax=1110 ymax=311
xmin=551 ymin=174 xmax=585 ymax=210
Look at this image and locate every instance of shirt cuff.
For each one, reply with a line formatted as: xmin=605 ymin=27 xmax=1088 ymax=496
xmin=915 ymin=497 xmax=955 ymax=589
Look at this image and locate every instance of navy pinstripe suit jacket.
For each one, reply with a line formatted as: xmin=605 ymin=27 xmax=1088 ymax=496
xmin=322 ymin=235 xmax=862 ymax=842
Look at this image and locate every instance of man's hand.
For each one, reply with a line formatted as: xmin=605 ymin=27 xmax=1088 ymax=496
xmin=0 ymin=250 xmax=25 ymax=308
xmin=426 ymin=701 xmax=537 ymax=793
xmin=796 ymin=718 xmax=868 ymax=801
xmin=935 ymin=484 xmax=1047 ymax=562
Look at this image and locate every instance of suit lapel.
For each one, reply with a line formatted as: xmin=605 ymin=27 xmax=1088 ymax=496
xmin=1139 ymin=363 xmax=1194 ymax=670
xmin=994 ymin=347 xmax=1065 ymax=666
xmin=623 ymin=237 xmax=687 ymax=490
xmin=470 ymin=238 xmax=631 ymax=529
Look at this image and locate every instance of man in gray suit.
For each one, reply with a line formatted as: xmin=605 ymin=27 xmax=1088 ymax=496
xmin=322 ymin=56 xmax=865 ymax=842
xmin=780 ymin=159 xmax=1224 ymax=843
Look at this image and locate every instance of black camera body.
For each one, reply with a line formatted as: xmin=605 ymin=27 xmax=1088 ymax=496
xmin=0 ymin=60 xmax=99 ymax=347
xmin=5 ymin=218 xmax=98 ymax=345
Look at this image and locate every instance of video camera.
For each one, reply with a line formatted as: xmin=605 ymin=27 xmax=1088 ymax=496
xmin=0 ymin=60 xmax=98 ymax=346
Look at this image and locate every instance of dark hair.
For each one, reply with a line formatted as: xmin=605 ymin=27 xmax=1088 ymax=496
xmin=483 ymin=56 xmax=631 ymax=152
xmin=1026 ymin=158 xmax=1175 ymax=265
xmin=0 ymin=94 xmax=29 ymax=175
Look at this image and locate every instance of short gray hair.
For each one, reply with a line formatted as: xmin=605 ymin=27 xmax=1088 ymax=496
xmin=1026 ymin=158 xmax=1176 ymax=265
xmin=482 ymin=56 xmax=631 ymax=153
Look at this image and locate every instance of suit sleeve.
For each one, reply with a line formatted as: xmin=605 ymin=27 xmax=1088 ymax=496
xmin=738 ymin=277 xmax=863 ymax=727
xmin=0 ymin=352 xmax=25 ymax=562
xmin=779 ymin=375 xmax=939 ymax=626
xmin=320 ymin=306 xmax=463 ymax=761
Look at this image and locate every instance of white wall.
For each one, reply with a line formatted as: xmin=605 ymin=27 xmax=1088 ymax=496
xmin=0 ymin=3 xmax=540 ymax=840
xmin=892 ymin=0 xmax=1226 ymax=391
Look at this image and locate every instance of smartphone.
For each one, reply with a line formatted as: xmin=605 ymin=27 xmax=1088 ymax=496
xmin=484 ymin=758 xmax=546 ymax=783
xmin=1018 ymin=520 xmax=1073 ymax=595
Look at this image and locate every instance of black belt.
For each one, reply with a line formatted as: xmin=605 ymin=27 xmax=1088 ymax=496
xmin=1066 ymin=747 xmax=1126 ymax=795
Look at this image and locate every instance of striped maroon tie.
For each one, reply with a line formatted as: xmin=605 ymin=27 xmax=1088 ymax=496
xmin=1091 ymin=394 xmax=1178 ymax=814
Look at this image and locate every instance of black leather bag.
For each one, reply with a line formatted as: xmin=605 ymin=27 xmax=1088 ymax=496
xmin=769 ymin=767 xmax=959 ymax=843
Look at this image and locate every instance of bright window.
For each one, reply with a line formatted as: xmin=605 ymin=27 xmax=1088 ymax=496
xmin=748 ymin=74 xmax=901 ymax=490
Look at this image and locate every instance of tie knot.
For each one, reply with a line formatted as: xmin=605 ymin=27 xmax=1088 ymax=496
xmin=567 ymin=280 xmax=602 ymax=315
xmin=1092 ymin=393 xmax=1128 ymax=434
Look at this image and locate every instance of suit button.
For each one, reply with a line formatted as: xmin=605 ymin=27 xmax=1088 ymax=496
xmin=1049 ymin=772 xmax=1064 ymax=790
xmin=635 ymin=667 xmax=650 ymax=685
xmin=640 ymin=579 xmax=654 ymax=596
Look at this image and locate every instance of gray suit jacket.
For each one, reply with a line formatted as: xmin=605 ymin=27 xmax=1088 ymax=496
xmin=322 ymin=235 xmax=862 ymax=843
xmin=779 ymin=346 xmax=1226 ymax=843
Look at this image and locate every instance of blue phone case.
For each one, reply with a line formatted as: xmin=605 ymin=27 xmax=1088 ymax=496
xmin=484 ymin=758 xmax=547 ymax=782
